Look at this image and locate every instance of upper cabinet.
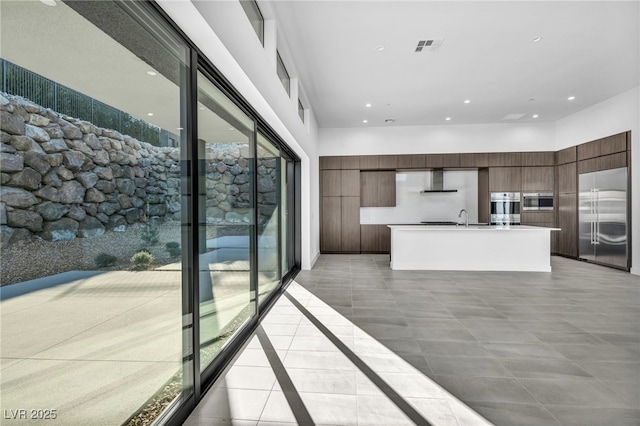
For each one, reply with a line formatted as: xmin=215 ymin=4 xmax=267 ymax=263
xmin=522 ymin=166 xmax=554 ymax=191
xmin=521 ymin=152 xmax=554 ymax=166
xmin=489 ymin=152 xmax=522 ymax=167
xmin=489 ymin=167 xmax=522 ymax=192
xmin=321 ymin=170 xmax=359 ymax=197
xmin=361 ymin=171 xmax=396 ymax=207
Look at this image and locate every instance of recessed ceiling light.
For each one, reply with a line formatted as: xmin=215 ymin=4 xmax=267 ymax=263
xmin=365 ymin=103 xmax=372 ymax=108
xmin=532 ymin=114 xmax=539 ymax=118
xmin=445 ymin=117 xmax=451 ymax=121
xmin=147 ymin=113 xmax=154 ymax=116
xmin=529 ymin=98 xmax=536 ymax=102
xmin=177 ymin=127 xmax=184 ymax=130
xmin=363 ymin=120 xmax=368 ymax=123
xmin=199 ymin=107 xmax=205 ymax=110
xmin=384 ymin=118 xmax=396 ymax=123
xmin=229 ymin=128 xmax=235 ymax=131
xmin=531 ymin=36 xmax=542 ymax=43
xmin=40 ymin=0 xmax=57 ymax=6
xmin=568 ymin=96 xmax=576 ymax=100
xmin=146 ymin=70 xmax=157 ymax=76
xmin=375 ymin=45 xmax=385 ymax=52
xmin=464 ymin=100 xmax=471 ymax=104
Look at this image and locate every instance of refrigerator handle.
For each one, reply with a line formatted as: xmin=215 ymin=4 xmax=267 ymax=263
xmin=590 ymin=189 xmax=595 ymax=245
xmin=594 ymin=188 xmax=600 ymax=245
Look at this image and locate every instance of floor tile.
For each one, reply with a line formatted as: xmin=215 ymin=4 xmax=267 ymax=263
xmin=417 ymin=340 xmax=491 ymax=357
xmin=406 ymin=398 xmax=461 ymax=426
xmin=297 ymin=392 xmax=358 ymax=426
xmin=518 ymin=378 xmax=632 ymax=408
xmin=431 ymin=375 xmax=538 ymax=404
xmin=356 ymin=395 xmax=414 ymax=426
xmin=482 ymin=342 xmax=567 ymax=359
xmin=284 ymin=368 xmax=357 ymax=394
xmin=499 ymin=357 xmax=592 ymax=380
xmin=544 ymin=406 xmax=640 ymax=426
xmin=469 ymin=401 xmax=560 ymax=426
xmin=426 ymin=355 xmax=512 ymax=377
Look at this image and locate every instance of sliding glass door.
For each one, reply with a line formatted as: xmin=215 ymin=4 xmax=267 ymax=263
xmin=196 ymin=72 xmax=256 ymax=372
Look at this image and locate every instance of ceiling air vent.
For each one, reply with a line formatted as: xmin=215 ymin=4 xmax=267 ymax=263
xmin=415 ymin=39 xmax=444 ymax=53
xmin=502 ymin=113 xmax=526 ymax=120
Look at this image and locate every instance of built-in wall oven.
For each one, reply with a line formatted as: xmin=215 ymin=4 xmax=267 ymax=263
xmin=490 ymin=192 xmax=521 ymax=225
xmin=522 ymin=193 xmax=554 ymax=211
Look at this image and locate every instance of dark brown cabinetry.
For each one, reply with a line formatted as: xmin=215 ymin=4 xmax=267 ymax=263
xmin=557 ymin=193 xmax=578 ymax=257
xmin=360 ymin=171 xmax=396 ymax=207
xmin=522 ymin=166 xmax=554 ymax=191
xmin=360 ymin=225 xmax=391 ymax=253
xmin=555 ymin=155 xmax=578 ymax=258
xmin=320 ymin=196 xmax=361 ymax=253
xmin=578 ymin=152 xmax=627 ymax=174
xmin=522 ymin=152 xmax=555 ymax=166
xmin=489 ymin=152 xmax=522 ymax=167
xmin=359 ymin=156 xmax=379 ymax=170
xmin=489 ymin=167 xmax=522 ymax=192
xmin=321 ymin=170 xmax=359 ymax=197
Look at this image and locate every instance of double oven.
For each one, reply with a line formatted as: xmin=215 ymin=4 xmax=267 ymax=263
xmin=490 ymin=192 xmax=521 ymax=225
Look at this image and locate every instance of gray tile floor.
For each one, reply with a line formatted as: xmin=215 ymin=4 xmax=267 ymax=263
xmin=296 ymin=255 xmax=640 ymax=426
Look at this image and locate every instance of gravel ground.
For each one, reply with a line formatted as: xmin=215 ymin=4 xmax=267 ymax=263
xmin=0 ymin=223 xmax=182 ymax=286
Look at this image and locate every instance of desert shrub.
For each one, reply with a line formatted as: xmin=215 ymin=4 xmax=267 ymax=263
xmin=165 ymin=241 xmax=181 ymax=257
xmin=131 ymin=251 xmax=154 ymax=269
xmin=141 ymin=221 xmax=159 ymax=246
xmin=95 ymin=253 xmax=118 ymax=268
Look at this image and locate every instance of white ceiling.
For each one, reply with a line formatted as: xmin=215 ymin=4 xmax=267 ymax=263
xmin=270 ymin=1 xmax=640 ymax=128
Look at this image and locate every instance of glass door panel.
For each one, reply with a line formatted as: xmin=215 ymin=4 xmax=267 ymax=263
xmin=196 ymin=72 xmax=255 ymax=371
xmin=257 ymin=134 xmax=281 ymax=300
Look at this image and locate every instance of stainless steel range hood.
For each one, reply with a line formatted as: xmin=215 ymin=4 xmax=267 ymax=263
xmin=420 ymin=169 xmax=458 ymax=193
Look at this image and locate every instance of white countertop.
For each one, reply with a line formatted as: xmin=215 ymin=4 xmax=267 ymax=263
xmin=387 ymin=225 xmax=560 ymax=231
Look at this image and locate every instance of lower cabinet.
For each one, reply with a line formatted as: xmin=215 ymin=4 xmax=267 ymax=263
xmin=320 ymin=196 xmax=361 ymax=253
xmin=360 ymin=225 xmax=391 ymax=253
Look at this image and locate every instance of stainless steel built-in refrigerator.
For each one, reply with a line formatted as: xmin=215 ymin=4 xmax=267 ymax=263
xmin=578 ymin=167 xmax=629 ymax=269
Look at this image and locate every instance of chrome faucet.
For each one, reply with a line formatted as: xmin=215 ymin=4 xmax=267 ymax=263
xmin=458 ymin=209 xmax=469 ymax=228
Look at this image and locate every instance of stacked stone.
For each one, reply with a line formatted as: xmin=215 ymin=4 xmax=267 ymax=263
xmin=0 ymin=93 xmax=180 ymax=247
xmin=203 ymin=143 xmax=253 ymax=224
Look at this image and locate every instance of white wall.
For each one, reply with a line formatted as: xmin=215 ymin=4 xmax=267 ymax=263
xmin=555 ymin=86 xmax=640 ymax=276
xmin=361 ymin=171 xmax=479 ymax=225
xmin=319 ymin=122 xmax=556 ymax=156
xmin=156 ymin=0 xmax=320 ymax=269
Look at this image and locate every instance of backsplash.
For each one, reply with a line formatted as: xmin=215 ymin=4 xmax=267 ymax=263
xmin=360 ymin=170 xmax=479 ymax=224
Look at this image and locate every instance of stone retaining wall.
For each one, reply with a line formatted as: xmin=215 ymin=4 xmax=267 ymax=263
xmin=0 ymin=93 xmax=277 ymax=247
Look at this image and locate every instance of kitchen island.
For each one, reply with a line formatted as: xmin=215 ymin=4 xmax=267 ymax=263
xmin=387 ymin=225 xmax=560 ymax=272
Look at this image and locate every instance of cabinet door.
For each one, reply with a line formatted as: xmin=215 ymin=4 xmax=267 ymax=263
xmin=556 ymin=146 xmax=577 ymax=165
xmin=522 ymin=166 xmax=554 ymax=191
xmin=489 ymin=167 xmax=522 ymax=192
xmin=424 ymin=154 xmax=443 ymax=168
xmin=341 ymin=197 xmax=361 ymax=252
xmin=341 ymin=156 xmax=360 ymax=170
xmin=360 ymin=225 xmax=380 ymax=252
xmin=321 ymin=170 xmax=342 ymax=196
xmin=320 ymin=157 xmax=341 ymax=170
xmin=321 ymin=197 xmax=341 ymax=252
xmin=522 ymin=152 xmax=554 ymax=166
xmin=557 ymin=193 xmax=577 ymax=257
xmin=341 ymin=170 xmax=360 ymax=196
xmin=489 ymin=153 xmax=522 ymax=167
xmin=378 ymin=225 xmax=391 ymax=253
xmin=360 ymin=171 xmax=378 ymax=207
xmin=360 ymin=156 xmax=379 ymax=170
xmin=377 ymin=171 xmax=397 ymax=207
xmin=378 ymin=155 xmax=398 ymax=169
xmin=558 ymin=163 xmax=576 ymax=193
